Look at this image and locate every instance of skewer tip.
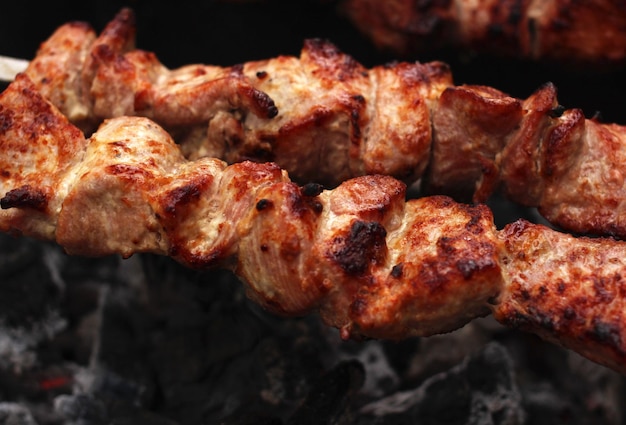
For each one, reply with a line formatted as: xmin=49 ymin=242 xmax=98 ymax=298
xmin=0 ymin=55 xmax=30 ymax=83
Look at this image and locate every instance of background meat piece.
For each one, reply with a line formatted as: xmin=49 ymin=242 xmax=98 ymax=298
xmin=340 ymin=0 xmax=626 ymax=68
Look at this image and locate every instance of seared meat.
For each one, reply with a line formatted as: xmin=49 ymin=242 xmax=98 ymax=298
xmin=3 ymin=74 xmax=626 ymax=374
xmin=496 ymin=219 xmax=626 ymax=379
xmin=17 ymin=9 xmax=626 ymax=239
xmin=24 ymin=8 xmax=450 ymax=187
xmin=430 ymin=82 xmax=626 ymax=238
xmin=340 ymin=0 xmax=626 ymax=66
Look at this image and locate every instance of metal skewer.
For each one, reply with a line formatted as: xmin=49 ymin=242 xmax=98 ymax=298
xmin=0 ymin=55 xmax=30 ymax=82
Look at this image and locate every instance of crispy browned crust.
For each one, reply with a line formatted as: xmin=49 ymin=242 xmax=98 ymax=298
xmin=16 ymin=9 xmax=626 ymax=240
xmin=5 ymin=75 xmax=626 ymax=374
xmin=340 ymin=0 xmax=626 ymax=66
xmin=0 ymin=74 xmax=87 ymax=239
xmin=0 ymin=76 xmax=503 ymax=341
xmin=496 ymin=220 xmax=626 ymax=374
xmin=24 ymin=9 xmax=452 ymax=188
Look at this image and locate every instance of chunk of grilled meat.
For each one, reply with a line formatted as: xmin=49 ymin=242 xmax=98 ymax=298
xmin=3 ymin=74 xmax=626 ymax=374
xmin=496 ymin=220 xmax=626 ymax=377
xmin=339 ymin=0 xmax=626 ymax=67
xmin=24 ymin=8 xmax=450 ymax=188
xmin=428 ymin=82 xmax=626 ymax=239
xmin=18 ymin=9 xmax=626 ymax=239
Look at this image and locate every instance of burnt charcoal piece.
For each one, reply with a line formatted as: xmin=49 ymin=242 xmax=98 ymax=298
xmin=521 ymin=374 xmax=622 ymax=425
xmin=93 ymin=292 xmax=157 ymax=408
xmin=286 ymin=360 xmax=365 ymax=425
xmin=54 ymin=393 xmax=181 ymax=425
xmin=359 ymin=342 xmax=524 ymax=424
xmin=220 ymin=415 xmax=282 ymax=425
xmin=54 ymin=394 xmax=107 ymax=425
xmin=465 ymin=342 xmax=517 ymax=398
xmin=0 ymin=402 xmax=37 ymax=425
xmin=0 ymin=235 xmax=60 ymax=326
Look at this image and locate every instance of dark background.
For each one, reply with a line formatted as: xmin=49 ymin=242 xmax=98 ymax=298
xmin=2 ymin=0 xmax=626 ymax=124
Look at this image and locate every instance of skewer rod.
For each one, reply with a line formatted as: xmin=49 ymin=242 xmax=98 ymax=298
xmin=0 ymin=55 xmax=29 ymax=82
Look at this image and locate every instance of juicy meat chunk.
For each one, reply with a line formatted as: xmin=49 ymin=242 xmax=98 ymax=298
xmin=19 ymin=9 xmax=626 ymax=240
xmin=497 ymin=219 xmax=626 ymax=374
xmin=4 ymin=77 xmax=626 ymax=374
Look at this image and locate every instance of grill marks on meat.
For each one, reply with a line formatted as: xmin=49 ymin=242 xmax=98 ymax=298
xmin=4 ymin=76 xmax=626 ymax=374
xmin=340 ymin=0 xmax=626 ymax=66
xmin=19 ymin=9 xmax=626 ymax=239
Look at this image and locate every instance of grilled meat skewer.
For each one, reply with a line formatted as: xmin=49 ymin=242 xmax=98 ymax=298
xmin=2 ymin=74 xmax=626 ymax=374
xmin=22 ymin=8 xmax=447 ymax=188
xmin=15 ymin=8 xmax=626 ymax=239
xmin=340 ymin=0 xmax=626 ymax=67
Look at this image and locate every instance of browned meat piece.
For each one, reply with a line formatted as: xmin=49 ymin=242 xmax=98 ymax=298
xmin=425 ymin=84 xmax=524 ymax=201
xmin=16 ymin=9 xmax=626 ymax=239
xmin=24 ymin=9 xmax=451 ymax=187
xmin=496 ymin=83 xmax=626 ymax=237
xmin=0 ymin=74 xmax=87 ymax=239
xmin=496 ymin=219 xmax=626 ymax=378
xmin=340 ymin=0 xmax=626 ymax=67
xmin=3 ymin=74 xmax=626 ymax=374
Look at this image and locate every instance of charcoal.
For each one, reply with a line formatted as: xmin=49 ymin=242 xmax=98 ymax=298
xmin=93 ymin=294 xmax=157 ymax=407
xmin=358 ymin=342 xmax=524 ymax=425
xmin=105 ymin=402 xmax=180 ymax=425
xmin=403 ymin=318 xmax=499 ymax=383
xmin=0 ymin=236 xmax=60 ymax=327
xmin=381 ymin=339 xmax=421 ymax=377
xmin=335 ymin=340 xmax=399 ymax=398
xmin=0 ymin=402 xmax=38 ymax=425
xmin=0 ymin=238 xmax=67 ymax=405
xmin=102 ymin=257 xmax=327 ymax=424
xmin=286 ymin=360 xmax=365 ymax=425
xmin=53 ymin=393 xmax=181 ymax=425
xmin=55 ymin=393 xmax=182 ymax=425
xmin=54 ymin=394 xmax=107 ymax=425
xmin=218 ymin=413 xmax=283 ymax=425
xmin=151 ymin=329 xmax=326 ymax=424
xmin=521 ymin=376 xmax=623 ymax=425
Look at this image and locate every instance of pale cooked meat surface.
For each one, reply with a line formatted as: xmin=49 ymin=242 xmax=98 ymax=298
xmin=21 ymin=21 xmax=96 ymax=126
xmin=19 ymin=8 xmax=626 ymax=240
xmin=4 ymin=74 xmax=626 ymax=374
